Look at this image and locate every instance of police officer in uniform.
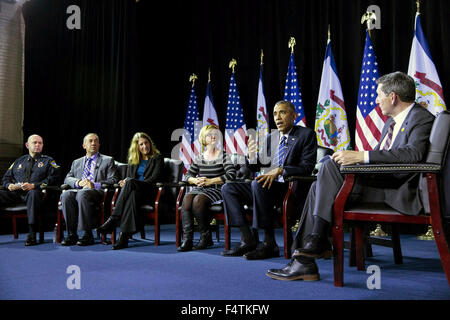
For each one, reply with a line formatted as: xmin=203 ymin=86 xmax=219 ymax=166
xmin=1 ymin=134 xmax=60 ymax=246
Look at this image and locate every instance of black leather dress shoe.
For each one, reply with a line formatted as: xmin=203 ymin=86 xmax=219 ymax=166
xmin=296 ymin=234 xmax=332 ymax=259
xmin=97 ymin=216 xmax=118 ymax=234
xmin=177 ymin=239 xmax=193 ymax=252
xmin=61 ymin=234 xmax=79 ymax=246
xmin=266 ymin=256 xmax=320 ymax=281
xmin=221 ymin=241 xmax=257 ymax=257
xmin=112 ymin=232 xmax=129 ymax=250
xmin=25 ymin=233 xmax=37 ymax=246
xmin=76 ymin=234 xmax=95 ymax=246
xmin=244 ymin=242 xmax=279 ymax=260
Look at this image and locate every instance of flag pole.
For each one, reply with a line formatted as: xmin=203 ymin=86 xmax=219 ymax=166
xmin=361 ymin=11 xmax=376 ymax=38
xmin=229 ymin=59 xmax=237 ymax=73
xmin=416 ymin=0 xmax=421 ymax=14
xmin=189 ymin=73 xmax=198 ymax=87
xmin=208 ymin=68 xmax=211 ymax=82
xmin=288 ymin=37 xmax=296 ymax=54
xmin=260 ymin=49 xmax=264 ymax=66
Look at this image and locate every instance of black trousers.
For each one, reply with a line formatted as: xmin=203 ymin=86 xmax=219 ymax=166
xmin=0 ymin=189 xmax=43 ymax=224
xmin=221 ymin=180 xmax=287 ymax=229
xmin=112 ymin=179 xmax=155 ymax=233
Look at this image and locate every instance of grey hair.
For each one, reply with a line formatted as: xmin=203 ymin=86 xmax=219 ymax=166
xmin=376 ymin=71 xmax=416 ymax=103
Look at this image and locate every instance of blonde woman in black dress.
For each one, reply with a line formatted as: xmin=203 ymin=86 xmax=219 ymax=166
xmin=178 ymin=124 xmax=236 ymax=252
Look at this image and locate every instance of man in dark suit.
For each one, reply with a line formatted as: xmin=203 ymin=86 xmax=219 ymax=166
xmin=221 ymin=100 xmax=317 ymax=260
xmin=266 ymin=71 xmax=436 ymax=281
xmin=60 ymin=133 xmax=118 ymax=246
xmin=1 ymin=134 xmax=60 ymax=246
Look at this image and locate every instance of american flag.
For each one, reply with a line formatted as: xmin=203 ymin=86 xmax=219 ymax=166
xmin=180 ymin=85 xmax=201 ymax=174
xmin=355 ymin=31 xmax=388 ymax=151
xmin=283 ymin=53 xmax=306 ymax=127
xmin=408 ymin=13 xmax=446 ymax=115
xmin=225 ymin=73 xmax=247 ymax=155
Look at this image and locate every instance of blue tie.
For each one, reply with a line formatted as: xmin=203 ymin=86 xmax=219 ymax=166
xmin=277 ymin=135 xmax=288 ymax=167
xmin=82 ymin=157 xmax=93 ymax=180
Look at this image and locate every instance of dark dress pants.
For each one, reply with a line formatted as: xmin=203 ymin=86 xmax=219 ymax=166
xmin=221 ymin=180 xmax=287 ymax=229
xmin=0 ymin=189 xmax=43 ymax=224
xmin=61 ymin=188 xmax=103 ymax=232
xmin=112 ymin=179 xmax=155 ymax=233
xmin=291 ymin=157 xmax=386 ymax=251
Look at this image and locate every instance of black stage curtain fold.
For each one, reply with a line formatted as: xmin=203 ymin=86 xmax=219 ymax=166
xmin=21 ymin=0 xmax=449 ymax=177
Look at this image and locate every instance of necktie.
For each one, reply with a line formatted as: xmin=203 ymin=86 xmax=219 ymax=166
xmin=82 ymin=157 xmax=93 ymax=180
xmin=382 ymin=120 xmax=396 ymax=150
xmin=23 ymin=157 xmax=34 ymax=182
xmin=277 ymin=135 xmax=288 ymax=167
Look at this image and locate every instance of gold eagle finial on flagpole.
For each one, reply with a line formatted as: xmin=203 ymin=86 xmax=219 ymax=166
xmin=208 ymin=68 xmax=211 ymax=82
xmin=229 ymin=59 xmax=237 ymax=73
xmin=327 ymin=25 xmax=331 ymax=43
xmin=260 ymin=49 xmax=264 ymax=66
xmin=288 ymin=37 xmax=296 ymax=54
xmin=361 ymin=11 xmax=377 ymax=37
xmin=189 ymin=73 xmax=198 ymax=87
xmin=416 ymin=0 xmax=421 ymax=13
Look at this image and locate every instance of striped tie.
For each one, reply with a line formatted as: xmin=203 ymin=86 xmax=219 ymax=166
xmin=82 ymin=157 xmax=93 ymax=180
xmin=382 ymin=120 xmax=396 ymax=150
xmin=277 ymin=135 xmax=288 ymax=167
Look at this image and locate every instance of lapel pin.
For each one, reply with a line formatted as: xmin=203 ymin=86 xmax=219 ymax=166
xmin=401 ymin=127 xmax=405 ymax=132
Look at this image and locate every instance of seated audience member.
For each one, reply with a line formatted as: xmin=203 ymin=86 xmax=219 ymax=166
xmin=1 ymin=134 xmax=60 ymax=246
xmin=178 ymin=124 xmax=237 ymax=252
xmin=220 ymin=100 xmax=317 ymax=260
xmin=60 ymin=133 xmax=117 ymax=246
xmin=266 ymin=71 xmax=435 ymax=281
xmin=97 ymin=132 xmax=164 ymax=249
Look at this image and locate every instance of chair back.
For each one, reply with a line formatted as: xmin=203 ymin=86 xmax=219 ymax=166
xmin=312 ymin=146 xmax=334 ymax=175
xmin=425 ymin=110 xmax=450 ymax=217
xmin=114 ymin=161 xmax=128 ymax=181
xmin=162 ymin=158 xmax=183 ymax=198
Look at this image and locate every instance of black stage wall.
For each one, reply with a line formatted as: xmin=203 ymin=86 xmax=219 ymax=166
xmin=21 ymin=0 xmax=449 ymax=177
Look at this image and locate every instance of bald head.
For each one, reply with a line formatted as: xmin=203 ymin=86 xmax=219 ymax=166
xmin=25 ymin=134 xmax=43 ymax=157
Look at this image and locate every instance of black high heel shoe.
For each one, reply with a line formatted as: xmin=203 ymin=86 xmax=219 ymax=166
xmin=97 ymin=216 xmax=117 ymax=234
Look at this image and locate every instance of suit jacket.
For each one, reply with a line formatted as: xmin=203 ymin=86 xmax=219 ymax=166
xmin=361 ymin=104 xmax=435 ymax=215
xmin=124 ymin=154 xmax=164 ymax=184
xmin=248 ymin=125 xmax=317 ymax=179
xmin=64 ymin=153 xmax=118 ymax=188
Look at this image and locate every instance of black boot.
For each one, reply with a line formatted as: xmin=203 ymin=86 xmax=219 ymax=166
xmin=112 ymin=232 xmax=129 ymax=250
xmin=97 ymin=216 xmax=118 ymax=234
xmin=178 ymin=210 xmax=194 ymax=252
xmin=193 ymin=230 xmax=213 ymax=250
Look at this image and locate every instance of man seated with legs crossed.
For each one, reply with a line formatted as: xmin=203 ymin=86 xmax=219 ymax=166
xmin=221 ymin=100 xmax=317 ymax=260
xmin=266 ymin=71 xmax=435 ymax=281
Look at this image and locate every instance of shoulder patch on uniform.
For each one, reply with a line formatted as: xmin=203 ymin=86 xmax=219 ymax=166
xmin=50 ymin=160 xmax=60 ymax=168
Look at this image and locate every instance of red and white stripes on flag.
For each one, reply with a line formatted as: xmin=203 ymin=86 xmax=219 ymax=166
xmin=180 ymin=85 xmax=201 ymax=174
xmin=225 ymin=73 xmax=247 ymax=155
xmin=202 ymin=79 xmax=219 ymax=127
xmin=256 ymin=65 xmax=269 ymax=153
xmin=355 ymin=31 xmax=388 ymax=151
xmin=408 ymin=13 xmax=446 ymax=115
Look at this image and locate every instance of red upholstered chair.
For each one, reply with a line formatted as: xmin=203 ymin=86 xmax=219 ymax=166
xmin=0 ymin=186 xmax=59 ymax=243
xmin=332 ymin=110 xmax=450 ymax=287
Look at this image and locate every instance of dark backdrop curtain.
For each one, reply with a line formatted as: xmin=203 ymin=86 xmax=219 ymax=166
xmin=21 ymin=0 xmax=450 ymax=178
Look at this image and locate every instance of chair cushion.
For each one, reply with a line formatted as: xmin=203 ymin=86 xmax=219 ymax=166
xmin=140 ymin=204 xmax=155 ymax=212
xmin=2 ymin=205 xmax=28 ymax=212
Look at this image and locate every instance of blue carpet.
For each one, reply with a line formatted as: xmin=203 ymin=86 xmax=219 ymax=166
xmin=0 ymin=225 xmax=448 ymax=300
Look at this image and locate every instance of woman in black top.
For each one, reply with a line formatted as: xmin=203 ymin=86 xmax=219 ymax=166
xmin=178 ymin=124 xmax=236 ymax=252
xmin=98 ymin=132 xmax=164 ymax=249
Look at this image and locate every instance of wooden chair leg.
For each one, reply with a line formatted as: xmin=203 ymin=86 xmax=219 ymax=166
xmin=355 ymin=225 xmax=365 ymax=271
xmin=349 ymin=228 xmax=356 ymax=267
xmin=333 ymin=221 xmax=344 ymax=287
xmin=12 ymin=216 xmax=18 ymax=239
xmin=38 ymin=216 xmax=44 ymax=243
xmin=225 ymin=221 xmax=230 ymax=251
xmin=391 ymin=224 xmax=403 ymax=264
xmin=154 ymin=213 xmax=160 ymax=246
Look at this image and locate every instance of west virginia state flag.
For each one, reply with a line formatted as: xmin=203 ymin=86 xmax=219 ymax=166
xmin=315 ymin=40 xmax=350 ymax=151
xmin=408 ymin=13 xmax=446 ymax=115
